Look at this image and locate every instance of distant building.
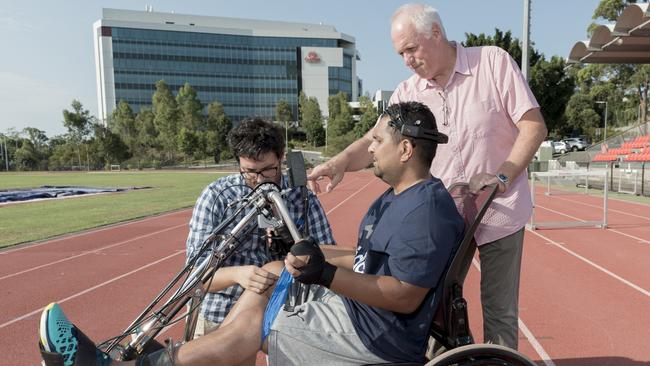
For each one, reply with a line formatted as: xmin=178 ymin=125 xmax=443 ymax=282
xmin=373 ymin=89 xmax=393 ymax=112
xmin=93 ymin=8 xmax=360 ymax=123
xmin=348 ymin=89 xmax=393 ymax=122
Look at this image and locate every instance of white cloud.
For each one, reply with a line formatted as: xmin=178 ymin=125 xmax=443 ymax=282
xmin=0 ymin=72 xmax=77 ymax=136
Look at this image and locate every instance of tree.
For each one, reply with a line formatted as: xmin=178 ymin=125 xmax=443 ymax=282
xmin=14 ymin=141 xmax=40 ymax=171
xmin=152 ymin=80 xmax=179 ymax=160
xmin=62 ymin=100 xmax=93 ymax=168
xmin=205 ymin=101 xmax=232 ymax=161
xmin=275 ymin=99 xmax=293 ymax=123
xmin=111 ymin=100 xmax=139 ymax=157
xmin=17 ymin=128 xmax=49 ymax=170
xmin=463 ymin=28 xmax=542 ymax=69
xmin=528 ymin=56 xmax=575 ymax=133
xmin=90 ymin=123 xmax=131 ymax=168
xmin=327 ymin=92 xmax=353 ymax=138
xmin=176 ymin=83 xmax=204 ymax=131
xmin=135 ymin=107 xmax=159 ymax=165
xmin=300 ymin=96 xmax=325 ymax=146
xmin=564 ymin=94 xmax=602 ymax=137
xmin=178 ymin=127 xmax=201 ymax=163
xmin=353 ymin=96 xmax=378 ymax=139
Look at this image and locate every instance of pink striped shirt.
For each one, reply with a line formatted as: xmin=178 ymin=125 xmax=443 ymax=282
xmin=390 ymin=44 xmax=539 ymax=245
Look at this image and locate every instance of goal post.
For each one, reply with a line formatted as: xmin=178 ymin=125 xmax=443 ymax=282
xmin=528 ymin=169 xmax=608 ymax=230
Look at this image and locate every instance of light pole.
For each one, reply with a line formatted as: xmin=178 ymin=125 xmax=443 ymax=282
xmin=285 ymin=121 xmax=288 ymax=154
xmin=596 ymin=101 xmax=608 ymax=142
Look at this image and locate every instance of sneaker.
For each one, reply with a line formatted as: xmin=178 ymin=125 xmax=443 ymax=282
xmin=39 ymin=302 xmax=111 ymax=366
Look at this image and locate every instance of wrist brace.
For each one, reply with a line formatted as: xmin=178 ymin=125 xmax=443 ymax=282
xmin=289 ymin=238 xmax=337 ymax=288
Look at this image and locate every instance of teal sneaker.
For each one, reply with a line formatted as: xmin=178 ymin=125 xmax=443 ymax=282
xmin=39 ymin=303 xmax=111 ymax=366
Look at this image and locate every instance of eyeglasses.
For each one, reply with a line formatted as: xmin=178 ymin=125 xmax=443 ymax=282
xmin=438 ymin=91 xmax=450 ymax=126
xmin=240 ymin=166 xmax=279 ymax=180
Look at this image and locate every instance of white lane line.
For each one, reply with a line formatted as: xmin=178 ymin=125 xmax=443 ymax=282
xmin=0 ymin=209 xmax=189 ymax=255
xmin=527 ymin=229 xmax=650 ymax=297
xmin=0 ymin=224 xmax=187 ymax=282
xmin=0 ymin=251 xmax=183 ymax=330
xmin=471 ymin=259 xmax=556 ymax=366
xmin=325 ymin=179 xmax=376 ymax=215
xmin=315 ymin=176 xmax=359 ymax=197
xmin=518 ymin=319 xmax=556 ymax=366
xmin=536 ymin=204 xmax=650 ymax=245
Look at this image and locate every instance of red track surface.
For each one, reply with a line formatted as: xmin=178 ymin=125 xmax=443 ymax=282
xmin=1 ymin=172 xmax=649 ymax=365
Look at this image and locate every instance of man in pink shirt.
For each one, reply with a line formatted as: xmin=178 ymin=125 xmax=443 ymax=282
xmin=308 ymin=3 xmax=547 ymax=350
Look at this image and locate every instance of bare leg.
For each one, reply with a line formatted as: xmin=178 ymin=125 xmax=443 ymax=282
xmin=174 ymin=261 xmax=283 ymax=366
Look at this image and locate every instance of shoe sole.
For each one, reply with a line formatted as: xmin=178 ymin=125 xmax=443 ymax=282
xmin=39 ymin=302 xmax=56 ymax=353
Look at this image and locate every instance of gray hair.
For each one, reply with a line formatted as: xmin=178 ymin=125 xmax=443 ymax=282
xmin=392 ymin=3 xmax=447 ymax=40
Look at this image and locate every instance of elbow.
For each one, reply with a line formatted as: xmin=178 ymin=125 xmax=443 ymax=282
xmin=393 ymin=298 xmax=423 ymax=314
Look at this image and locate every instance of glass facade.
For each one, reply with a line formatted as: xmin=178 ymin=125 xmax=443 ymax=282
xmin=109 ymin=27 xmax=354 ymax=122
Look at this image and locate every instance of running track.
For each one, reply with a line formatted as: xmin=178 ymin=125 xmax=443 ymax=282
xmin=1 ymin=171 xmax=648 ymax=365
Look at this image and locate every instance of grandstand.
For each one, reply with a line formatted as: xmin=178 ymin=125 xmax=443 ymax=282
xmin=592 ymin=134 xmax=650 ymax=162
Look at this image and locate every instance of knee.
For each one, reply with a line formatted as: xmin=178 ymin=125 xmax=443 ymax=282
xmin=262 ymin=260 xmax=284 ymax=275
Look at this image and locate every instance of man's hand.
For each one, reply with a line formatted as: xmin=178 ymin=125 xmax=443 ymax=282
xmin=285 ymin=239 xmax=337 ymax=287
xmin=469 ymin=173 xmax=505 ymax=194
xmin=234 ymin=265 xmax=278 ymax=294
xmin=307 ymin=158 xmax=347 ymax=194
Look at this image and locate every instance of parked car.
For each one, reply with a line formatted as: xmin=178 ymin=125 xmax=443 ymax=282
xmin=563 ymin=137 xmax=589 ymax=151
xmin=540 ymin=140 xmax=568 ymax=155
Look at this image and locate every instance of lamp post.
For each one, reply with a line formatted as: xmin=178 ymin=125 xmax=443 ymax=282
xmin=596 ymin=101 xmax=608 ymax=142
xmin=285 ymin=121 xmax=288 ymax=154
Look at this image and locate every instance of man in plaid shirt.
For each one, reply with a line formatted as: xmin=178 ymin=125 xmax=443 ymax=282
xmin=186 ymin=117 xmax=335 ymax=337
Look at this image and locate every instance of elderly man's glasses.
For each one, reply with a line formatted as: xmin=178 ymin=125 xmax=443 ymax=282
xmin=240 ymin=166 xmax=279 ymax=180
xmin=438 ymin=91 xmax=450 ymax=126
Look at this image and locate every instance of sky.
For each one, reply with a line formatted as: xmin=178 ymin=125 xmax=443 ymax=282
xmin=0 ymin=0 xmax=604 ymax=137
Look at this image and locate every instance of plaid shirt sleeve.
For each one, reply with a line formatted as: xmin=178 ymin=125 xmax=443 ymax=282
xmin=186 ymin=183 xmax=226 ymax=264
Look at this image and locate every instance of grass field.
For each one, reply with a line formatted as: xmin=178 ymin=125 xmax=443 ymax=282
xmin=0 ymin=171 xmax=226 ymax=248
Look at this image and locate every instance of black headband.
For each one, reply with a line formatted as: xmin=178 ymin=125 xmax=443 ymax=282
xmin=383 ymin=108 xmax=449 ymax=144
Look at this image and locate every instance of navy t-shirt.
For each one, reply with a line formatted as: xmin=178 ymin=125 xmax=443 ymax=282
xmin=342 ymin=177 xmax=464 ymax=363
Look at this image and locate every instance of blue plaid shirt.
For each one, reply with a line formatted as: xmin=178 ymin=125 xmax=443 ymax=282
xmin=186 ymin=173 xmax=335 ymax=324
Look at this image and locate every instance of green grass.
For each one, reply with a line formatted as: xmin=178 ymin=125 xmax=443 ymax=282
xmin=0 ymin=171 xmax=225 ymax=248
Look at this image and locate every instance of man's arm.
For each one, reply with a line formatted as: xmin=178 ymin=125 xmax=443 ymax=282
xmin=470 ymin=108 xmax=547 ymax=193
xmin=321 ymin=246 xmax=355 ymax=269
xmin=285 ymin=253 xmax=428 ymax=314
xmin=204 ymin=266 xmax=278 ymax=295
xmin=329 ymin=266 xmax=429 ymax=314
xmin=307 ymin=130 xmax=374 ymax=193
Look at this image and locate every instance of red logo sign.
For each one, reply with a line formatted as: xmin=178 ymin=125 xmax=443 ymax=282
xmin=304 ymin=51 xmax=321 ymax=63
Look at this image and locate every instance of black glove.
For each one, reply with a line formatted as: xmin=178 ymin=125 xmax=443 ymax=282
xmin=268 ymin=225 xmax=295 ymax=256
xmin=289 ymin=238 xmax=337 ymax=288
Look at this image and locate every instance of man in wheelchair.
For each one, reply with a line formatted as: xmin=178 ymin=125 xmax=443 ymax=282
xmin=39 ymin=101 xmax=465 ymax=365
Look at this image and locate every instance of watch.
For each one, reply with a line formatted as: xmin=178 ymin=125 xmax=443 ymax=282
xmin=496 ymin=173 xmax=509 ymax=186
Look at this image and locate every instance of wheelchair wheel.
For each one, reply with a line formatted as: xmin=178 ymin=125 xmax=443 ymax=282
xmin=426 ymin=344 xmax=537 ymax=366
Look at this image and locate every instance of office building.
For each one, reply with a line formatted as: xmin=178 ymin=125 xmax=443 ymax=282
xmin=93 ymin=8 xmax=360 ymax=123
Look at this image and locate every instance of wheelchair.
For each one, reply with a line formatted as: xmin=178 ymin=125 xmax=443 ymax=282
xmin=91 ymin=181 xmax=535 ymax=366
xmin=364 ymin=182 xmax=536 ymax=365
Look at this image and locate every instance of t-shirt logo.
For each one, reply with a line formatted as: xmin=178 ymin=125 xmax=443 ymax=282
xmin=352 ymin=246 xmax=366 ymax=273
xmin=363 ymin=224 xmax=374 ymax=239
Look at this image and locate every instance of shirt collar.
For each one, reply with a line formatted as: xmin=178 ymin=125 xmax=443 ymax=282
xmin=415 ymin=42 xmax=472 ymax=91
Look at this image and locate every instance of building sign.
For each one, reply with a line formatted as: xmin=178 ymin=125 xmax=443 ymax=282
xmin=304 ymin=51 xmax=321 ymax=63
